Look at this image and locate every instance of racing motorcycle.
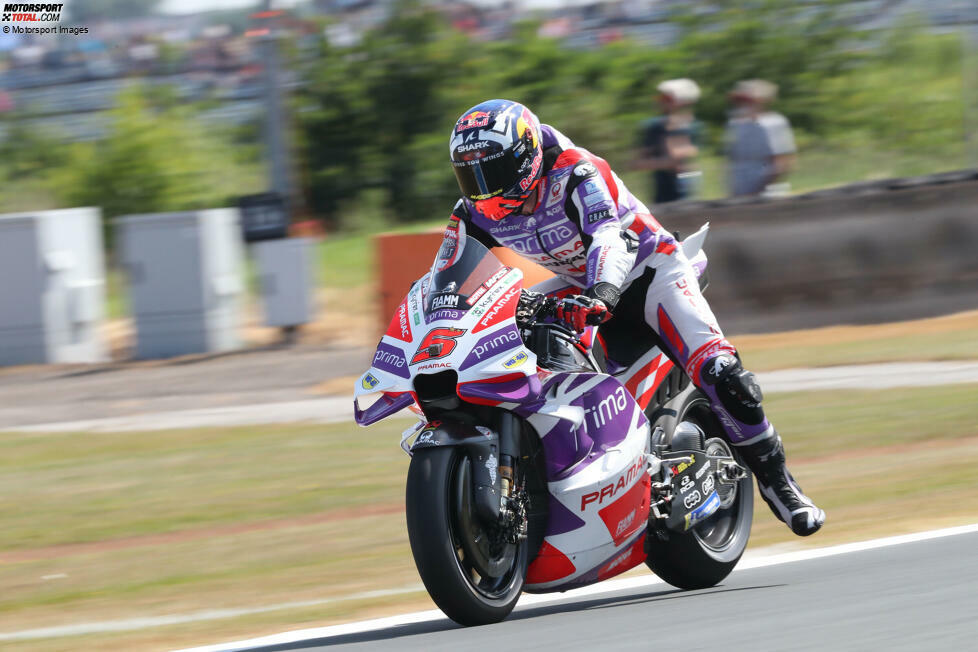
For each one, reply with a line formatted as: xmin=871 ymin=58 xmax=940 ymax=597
xmin=353 ymin=225 xmax=753 ymax=626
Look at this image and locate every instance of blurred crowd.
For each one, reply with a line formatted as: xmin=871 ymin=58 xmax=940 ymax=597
xmin=0 ymin=0 xmax=687 ymax=134
xmin=1 ymin=0 xmax=968 ymax=138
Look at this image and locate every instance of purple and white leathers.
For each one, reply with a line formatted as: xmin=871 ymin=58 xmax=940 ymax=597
xmin=443 ymin=106 xmax=823 ymax=539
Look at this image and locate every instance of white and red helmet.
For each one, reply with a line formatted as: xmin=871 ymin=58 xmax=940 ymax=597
xmin=450 ymin=99 xmax=543 ymax=220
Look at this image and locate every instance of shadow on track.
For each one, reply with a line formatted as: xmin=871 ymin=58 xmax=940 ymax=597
xmin=255 ymin=584 xmax=783 ymax=650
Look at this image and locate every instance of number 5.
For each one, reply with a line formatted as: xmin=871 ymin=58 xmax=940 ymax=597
xmin=411 ymin=328 xmax=466 ymax=365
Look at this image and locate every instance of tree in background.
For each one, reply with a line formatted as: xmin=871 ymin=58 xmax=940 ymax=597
xmin=668 ymin=0 xmax=856 ymax=137
xmin=299 ymin=0 xmax=468 ymax=227
xmin=52 ymin=87 xmax=260 ymax=243
xmin=0 ymin=116 xmax=69 ymax=181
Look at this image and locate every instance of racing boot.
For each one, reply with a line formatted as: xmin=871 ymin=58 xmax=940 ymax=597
xmin=738 ymin=433 xmax=825 ymax=536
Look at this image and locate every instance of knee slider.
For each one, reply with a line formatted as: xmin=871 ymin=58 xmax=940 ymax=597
xmin=700 ymin=354 xmax=765 ymax=425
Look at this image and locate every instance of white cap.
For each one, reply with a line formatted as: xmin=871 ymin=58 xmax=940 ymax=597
xmin=730 ymin=79 xmax=778 ymax=103
xmin=656 ymin=78 xmax=701 ymax=105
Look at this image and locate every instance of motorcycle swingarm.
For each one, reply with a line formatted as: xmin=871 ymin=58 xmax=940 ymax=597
xmin=410 ymin=421 xmax=503 ymax=523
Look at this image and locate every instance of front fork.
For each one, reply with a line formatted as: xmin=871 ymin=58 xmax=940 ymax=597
xmin=497 ymin=411 xmax=528 ymax=543
xmin=401 ymin=412 xmax=528 ymax=542
xmin=497 ymin=411 xmax=520 ymax=513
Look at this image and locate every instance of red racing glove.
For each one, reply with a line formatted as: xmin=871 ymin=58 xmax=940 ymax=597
xmin=556 ymin=295 xmax=610 ymax=332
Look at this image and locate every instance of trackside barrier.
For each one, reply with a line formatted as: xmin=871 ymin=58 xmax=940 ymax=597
xmin=651 ymin=169 xmax=978 ymax=333
xmin=0 ymin=208 xmax=107 ymax=366
xmin=117 ymin=209 xmax=245 ymax=359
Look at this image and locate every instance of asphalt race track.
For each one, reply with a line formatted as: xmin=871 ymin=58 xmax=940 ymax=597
xmin=193 ymin=528 xmax=978 ymax=652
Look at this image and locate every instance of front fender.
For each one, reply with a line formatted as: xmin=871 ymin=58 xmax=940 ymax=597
xmin=412 ymin=420 xmax=503 ymax=523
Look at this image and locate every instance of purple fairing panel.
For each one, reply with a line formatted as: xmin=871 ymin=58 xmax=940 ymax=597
xmin=371 ymin=341 xmax=410 ymax=379
xmin=457 ymin=372 xmax=542 ymax=405
xmin=541 ymin=417 xmax=594 ymax=482
xmin=564 ymin=374 xmax=592 ymax=394
xmin=520 ymin=373 xmax=648 ymax=482
xmin=574 ymin=377 xmax=640 ymax=450
xmin=458 ymin=326 xmax=522 ymax=371
xmin=547 ymin=494 xmax=587 ymax=536
xmin=354 ymin=392 xmax=416 ymax=426
xmin=426 ymin=308 xmax=466 ymax=324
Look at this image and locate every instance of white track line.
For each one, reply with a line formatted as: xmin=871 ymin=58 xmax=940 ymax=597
xmin=0 ymin=586 xmax=425 ymax=643
xmin=174 ymin=522 xmax=978 ymax=652
xmin=6 ymin=361 xmax=978 ymax=434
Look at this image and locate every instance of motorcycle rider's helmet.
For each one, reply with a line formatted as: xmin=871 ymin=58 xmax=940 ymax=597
xmin=450 ymin=99 xmax=544 ymax=221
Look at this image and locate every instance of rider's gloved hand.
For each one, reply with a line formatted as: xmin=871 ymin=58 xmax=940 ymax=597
xmin=556 ymin=295 xmax=610 ymax=332
xmin=516 ymin=290 xmax=545 ymax=322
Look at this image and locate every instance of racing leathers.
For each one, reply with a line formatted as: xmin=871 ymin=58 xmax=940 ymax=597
xmin=441 ymin=124 xmax=824 ymax=536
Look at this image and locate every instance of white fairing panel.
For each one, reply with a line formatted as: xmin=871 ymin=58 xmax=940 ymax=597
xmin=518 ymin=374 xmax=652 ymax=592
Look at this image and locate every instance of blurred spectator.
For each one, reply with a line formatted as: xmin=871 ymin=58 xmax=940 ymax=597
xmin=634 ymin=78 xmax=701 ymax=204
xmin=726 ymin=79 xmax=796 ymax=197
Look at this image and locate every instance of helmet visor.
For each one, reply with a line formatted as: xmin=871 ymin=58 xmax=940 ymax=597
xmin=452 ymin=145 xmax=534 ymax=202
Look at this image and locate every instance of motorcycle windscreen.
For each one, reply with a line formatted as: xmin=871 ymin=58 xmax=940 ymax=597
xmin=425 ymin=234 xmax=507 ymax=314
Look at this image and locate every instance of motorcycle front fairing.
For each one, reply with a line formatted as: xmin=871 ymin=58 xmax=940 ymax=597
xmin=354 ymin=234 xmax=654 ymax=592
xmin=353 ymin=234 xmax=542 ymax=427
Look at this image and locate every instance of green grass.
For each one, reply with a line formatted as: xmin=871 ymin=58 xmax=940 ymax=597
xmin=0 ymin=424 xmax=401 ymax=551
xmin=740 ymin=329 xmax=978 ymax=370
xmin=1 ymin=383 xmax=977 ymax=650
xmin=734 ymin=312 xmax=978 ymax=370
xmin=317 ymin=232 xmax=375 ymax=289
xmin=765 ymin=384 xmax=978 ymax=457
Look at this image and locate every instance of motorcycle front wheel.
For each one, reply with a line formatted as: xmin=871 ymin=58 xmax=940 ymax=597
xmin=406 ymin=446 xmax=526 ymax=626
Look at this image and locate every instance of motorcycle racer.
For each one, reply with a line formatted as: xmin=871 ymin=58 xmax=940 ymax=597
xmin=442 ymin=98 xmax=824 ymax=536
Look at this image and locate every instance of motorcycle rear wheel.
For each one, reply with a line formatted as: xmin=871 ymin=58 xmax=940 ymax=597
xmin=406 ymin=446 xmax=526 ymax=625
xmin=645 ymin=383 xmax=754 ymax=589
